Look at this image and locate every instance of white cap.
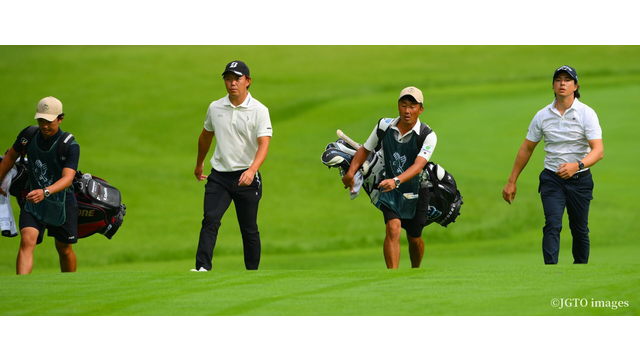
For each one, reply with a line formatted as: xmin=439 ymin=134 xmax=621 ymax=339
xmin=399 ymin=86 xmax=424 ymax=104
xmin=35 ymin=96 xmax=63 ymax=122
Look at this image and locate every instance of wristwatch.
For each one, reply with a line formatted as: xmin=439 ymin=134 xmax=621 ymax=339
xmin=577 ymin=161 xmax=585 ymax=170
xmin=393 ymin=177 xmax=401 ymax=189
xmin=43 ymin=188 xmax=50 ymax=198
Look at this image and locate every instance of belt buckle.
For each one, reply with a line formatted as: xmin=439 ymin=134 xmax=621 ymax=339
xmin=572 ymin=169 xmax=588 ymax=179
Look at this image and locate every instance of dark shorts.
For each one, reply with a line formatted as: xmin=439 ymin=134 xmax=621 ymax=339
xmin=19 ymin=192 xmax=78 ymax=244
xmin=381 ymin=204 xmax=424 ymax=238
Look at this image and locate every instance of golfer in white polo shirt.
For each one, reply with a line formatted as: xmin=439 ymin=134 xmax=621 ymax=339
xmin=193 ymin=60 xmax=272 ymax=271
xmin=502 ymin=65 xmax=603 ymax=264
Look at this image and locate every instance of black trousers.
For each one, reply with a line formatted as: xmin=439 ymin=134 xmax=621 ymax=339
xmin=196 ymin=169 xmax=262 ymax=270
xmin=539 ymin=169 xmax=593 ymax=265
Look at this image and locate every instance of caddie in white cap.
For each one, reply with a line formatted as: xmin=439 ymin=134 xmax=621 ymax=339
xmin=342 ymin=86 xmax=438 ymax=269
xmin=0 ymin=96 xmax=81 ymax=274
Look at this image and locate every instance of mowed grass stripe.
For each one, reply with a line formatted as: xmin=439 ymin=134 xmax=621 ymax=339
xmin=1 ymin=264 xmax=637 ymax=315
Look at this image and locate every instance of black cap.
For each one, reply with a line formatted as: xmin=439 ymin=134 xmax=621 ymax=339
xmin=553 ymin=65 xmax=578 ymax=83
xmin=222 ymin=60 xmax=250 ymax=77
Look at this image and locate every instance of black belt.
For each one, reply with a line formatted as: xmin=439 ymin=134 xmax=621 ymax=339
xmin=571 ymin=168 xmax=590 ymax=179
xmin=546 ymin=168 xmax=590 ymax=180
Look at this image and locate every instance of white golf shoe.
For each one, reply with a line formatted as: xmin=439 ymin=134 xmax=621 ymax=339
xmin=190 ymin=267 xmax=208 ymax=272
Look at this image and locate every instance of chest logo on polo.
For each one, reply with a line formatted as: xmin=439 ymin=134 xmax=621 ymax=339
xmin=392 ymin=152 xmax=407 ymax=175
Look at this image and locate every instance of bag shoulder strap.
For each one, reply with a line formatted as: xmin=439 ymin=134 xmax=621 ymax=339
xmin=417 ymin=123 xmax=433 ymax=176
xmin=57 ymin=131 xmax=75 ymax=163
xmin=417 ymin=123 xmax=432 ymax=147
xmin=16 ymin=126 xmax=39 ymax=163
xmin=374 ymin=118 xmax=394 ymax=152
xmin=19 ymin=126 xmax=39 ymax=150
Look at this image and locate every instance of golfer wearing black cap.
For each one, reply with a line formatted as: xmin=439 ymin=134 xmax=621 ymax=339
xmin=502 ymin=65 xmax=604 ymax=264
xmin=193 ymin=60 xmax=273 ymax=271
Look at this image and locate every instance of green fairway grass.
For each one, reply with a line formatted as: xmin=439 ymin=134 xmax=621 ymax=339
xmin=1 ymin=46 xmax=639 ymax=316
xmin=1 ymin=264 xmax=637 ymax=315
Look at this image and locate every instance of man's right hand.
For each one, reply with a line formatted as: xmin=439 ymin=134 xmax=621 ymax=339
xmin=502 ymin=182 xmax=517 ymax=204
xmin=194 ymin=164 xmax=207 ymax=182
xmin=341 ymin=172 xmax=354 ymax=192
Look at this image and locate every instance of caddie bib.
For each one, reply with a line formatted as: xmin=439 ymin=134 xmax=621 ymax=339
xmin=378 ymin=129 xmax=421 ymax=219
xmin=25 ymin=132 xmax=69 ymax=226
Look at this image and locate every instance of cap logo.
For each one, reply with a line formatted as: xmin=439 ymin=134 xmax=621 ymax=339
xmin=229 ymin=62 xmax=238 ymax=68
xmin=556 ymin=65 xmax=577 ymax=81
xmin=42 ymin=104 xmax=49 ymax=111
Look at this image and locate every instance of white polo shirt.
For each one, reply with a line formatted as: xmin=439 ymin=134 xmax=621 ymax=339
xmin=363 ymin=117 xmax=437 ymax=162
xmin=526 ymin=98 xmax=602 ymax=172
xmin=204 ymin=92 xmax=273 ymax=172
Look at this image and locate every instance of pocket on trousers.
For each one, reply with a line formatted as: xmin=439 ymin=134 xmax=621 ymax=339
xmin=538 ymin=169 xmax=552 ymax=194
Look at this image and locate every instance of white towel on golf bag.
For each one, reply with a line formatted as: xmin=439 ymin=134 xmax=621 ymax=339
xmin=350 ymin=171 xmax=363 ymax=200
xmin=0 ymin=168 xmax=18 ymax=237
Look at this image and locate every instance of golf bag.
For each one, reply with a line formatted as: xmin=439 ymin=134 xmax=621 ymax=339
xmin=419 ymin=162 xmax=463 ymax=227
xmin=1 ymin=155 xmax=29 ymax=199
xmin=321 ymin=134 xmax=463 ymax=228
xmin=73 ymin=171 xmax=126 ymax=239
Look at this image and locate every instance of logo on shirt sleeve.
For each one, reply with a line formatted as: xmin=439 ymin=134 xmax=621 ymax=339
xmin=421 ymin=145 xmax=433 ymax=156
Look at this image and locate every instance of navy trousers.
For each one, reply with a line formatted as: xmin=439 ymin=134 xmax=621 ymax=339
xmin=196 ymin=169 xmax=262 ymax=270
xmin=539 ymin=169 xmax=594 ymax=264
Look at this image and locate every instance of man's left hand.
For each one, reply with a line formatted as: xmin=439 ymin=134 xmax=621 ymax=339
xmin=26 ymin=189 xmax=45 ymax=203
xmin=239 ymin=169 xmax=256 ymax=186
xmin=556 ymin=162 xmax=579 ymax=179
xmin=378 ymin=179 xmax=396 ymax=193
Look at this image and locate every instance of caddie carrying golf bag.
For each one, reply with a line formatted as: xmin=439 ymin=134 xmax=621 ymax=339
xmin=2 ymin=158 xmax=126 ymax=240
xmin=2 ymin=126 xmax=126 ymax=239
xmin=321 ymin=127 xmax=463 ymax=228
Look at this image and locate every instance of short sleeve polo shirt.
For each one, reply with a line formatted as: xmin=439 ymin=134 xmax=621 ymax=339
xmin=363 ymin=117 xmax=437 ymax=162
xmin=526 ymin=98 xmax=602 ymax=171
xmin=204 ymin=92 xmax=273 ymax=172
